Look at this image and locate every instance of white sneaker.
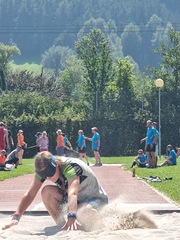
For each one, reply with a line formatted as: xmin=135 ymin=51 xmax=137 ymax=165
xmin=5 ymin=164 xmax=15 ymax=171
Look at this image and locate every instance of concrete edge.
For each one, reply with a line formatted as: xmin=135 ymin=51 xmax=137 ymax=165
xmin=1 ymin=209 xmax=180 ymax=216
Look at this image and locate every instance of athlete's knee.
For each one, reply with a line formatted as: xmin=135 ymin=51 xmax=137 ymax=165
xmin=41 ymin=185 xmax=53 ymax=200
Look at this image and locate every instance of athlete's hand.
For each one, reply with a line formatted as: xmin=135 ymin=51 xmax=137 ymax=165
xmin=2 ymin=213 xmax=20 ymax=230
xmin=2 ymin=219 xmax=19 ymax=230
xmin=62 ymin=218 xmax=81 ymax=231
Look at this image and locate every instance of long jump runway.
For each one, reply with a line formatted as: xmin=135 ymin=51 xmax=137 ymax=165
xmin=0 ymin=165 xmax=179 ymax=213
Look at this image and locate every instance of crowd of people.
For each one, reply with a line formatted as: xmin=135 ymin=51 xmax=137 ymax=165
xmin=1 ymin=119 xmax=179 ymax=171
xmin=131 ymin=119 xmax=179 ymax=169
xmin=0 ymin=121 xmax=103 ymax=170
xmin=35 ymin=127 xmax=102 ymax=167
xmin=0 ymin=122 xmax=27 ymax=171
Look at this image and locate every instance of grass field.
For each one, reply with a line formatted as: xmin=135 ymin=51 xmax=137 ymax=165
xmin=0 ymin=156 xmax=179 ymax=204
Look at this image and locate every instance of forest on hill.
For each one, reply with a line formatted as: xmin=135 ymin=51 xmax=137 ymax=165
xmin=0 ymin=1 xmax=180 ymax=157
xmin=0 ymin=0 xmax=180 ymax=70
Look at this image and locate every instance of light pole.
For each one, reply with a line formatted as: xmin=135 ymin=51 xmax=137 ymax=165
xmin=155 ymin=78 xmax=164 ymax=160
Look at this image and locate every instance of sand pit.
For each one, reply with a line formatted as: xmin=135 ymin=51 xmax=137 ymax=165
xmin=0 ymin=203 xmax=180 ymax=240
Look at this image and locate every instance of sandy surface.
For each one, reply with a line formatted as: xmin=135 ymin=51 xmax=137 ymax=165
xmin=0 ymin=203 xmax=180 ymax=240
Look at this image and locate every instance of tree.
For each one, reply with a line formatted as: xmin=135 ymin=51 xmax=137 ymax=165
xmin=41 ymin=45 xmax=74 ymax=76
xmin=104 ymin=57 xmax=136 ymax=120
xmin=0 ymin=43 xmax=20 ymax=91
xmin=121 ymin=23 xmax=142 ymax=64
xmin=54 ymin=55 xmax=87 ymax=104
xmin=76 ymin=28 xmax=112 ymax=118
xmin=149 ymin=28 xmax=180 ymax=148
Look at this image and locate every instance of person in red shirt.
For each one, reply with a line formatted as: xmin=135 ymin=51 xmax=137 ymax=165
xmin=56 ymin=129 xmax=64 ymax=156
xmin=0 ymin=150 xmax=6 ymax=168
xmin=17 ymin=130 xmax=26 ymax=165
xmin=0 ymin=122 xmax=9 ymax=151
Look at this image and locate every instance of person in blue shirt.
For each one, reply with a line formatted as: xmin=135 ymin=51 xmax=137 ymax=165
xmin=77 ymin=130 xmax=89 ymax=166
xmin=86 ymin=127 xmax=102 ymax=166
xmin=152 ymin=122 xmax=159 ymax=166
xmin=131 ymin=149 xmax=148 ymax=168
xmin=35 ymin=132 xmax=42 ymax=152
xmin=62 ymin=133 xmax=73 ymax=156
xmin=158 ymin=144 xmax=177 ymax=167
xmin=140 ymin=120 xmax=158 ymax=168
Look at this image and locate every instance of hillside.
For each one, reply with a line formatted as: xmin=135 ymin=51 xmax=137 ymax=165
xmin=0 ymin=0 xmax=180 ymax=70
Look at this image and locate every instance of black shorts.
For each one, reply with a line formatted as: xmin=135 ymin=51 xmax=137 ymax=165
xmin=145 ymin=144 xmax=155 ymax=152
xmin=138 ymin=163 xmax=147 ymax=168
xmin=78 ymin=147 xmax=86 ymax=153
xmin=93 ymin=149 xmax=99 ymax=152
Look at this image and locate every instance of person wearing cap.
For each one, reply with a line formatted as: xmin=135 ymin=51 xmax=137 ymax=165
xmin=86 ymin=127 xmax=102 ymax=166
xmin=140 ymin=120 xmax=158 ymax=168
xmin=131 ymin=149 xmax=148 ymax=168
xmin=56 ymin=129 xmax=64 ymax=156
xmin=158 ymin=144 xmax=177 ymax=167
xmin=17 ymin=130 xmax=26 ymax=165
xmin=2 ymin=151 xmax=108 ymax=231
xmin=37 ymin=131 xmax=49 ymax=152
xmin=78 ymin=130 xmax=89 ymax=166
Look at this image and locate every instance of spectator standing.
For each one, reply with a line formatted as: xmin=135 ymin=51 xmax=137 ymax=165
xmin=35 ymin=132 xmax=42 ymax=152
xmin=86 ymin=127 xmax=102 ymax=167
xmin=17 ymin=130 xmax=26 ymax=165
xmin=0 ymin=122 xmax=9 ymax=151
xmin=56 ymin=129 xmax=64 ymax=156
xmin=140 ymin=120 xmax=158 ymax=168
xmin=62 ymin=133 xmax=72 ymax=156
xmin=37 ymin=131 xmax=49 ymax=152
xmin=4 ymin=124 xmax=14 ymax=153
xmin=78 ymin=130 xmax=89 ymax=166
xmin=152 ymin=122 xmax=159 ymax=166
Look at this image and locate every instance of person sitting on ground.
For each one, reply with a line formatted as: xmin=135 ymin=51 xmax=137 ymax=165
xmin=158 ymin=144 xmax=177 ymax=167
xmin=5 ymin=146 xmax=22 ymax=167
xmin=0 ymin=149 xmax=16 ymax=171
xmin=0 ymin=150 xmax=7 ymax=169
xmin=2 ymin=151 xmax=108 ymax=231
xmin=131 ymin=149 xmax=148 ymax=168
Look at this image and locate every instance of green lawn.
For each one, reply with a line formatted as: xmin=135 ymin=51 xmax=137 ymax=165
xmin=0 ymin=159 xmax=35 ymax=181
xmin=0 ymin=156 xmax=179 ymax=204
